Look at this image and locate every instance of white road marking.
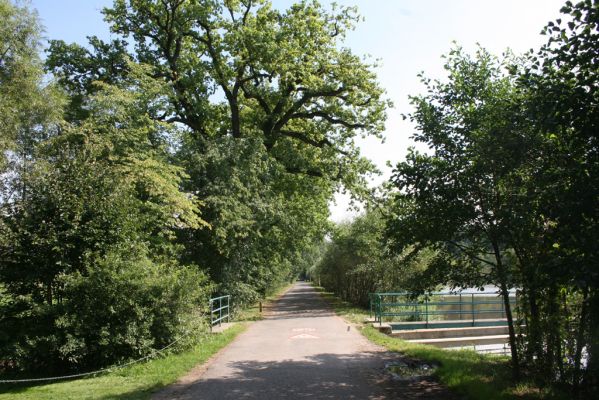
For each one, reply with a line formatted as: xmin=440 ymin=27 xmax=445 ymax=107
xmin=289 ymin=333 xmax=319 ymax=339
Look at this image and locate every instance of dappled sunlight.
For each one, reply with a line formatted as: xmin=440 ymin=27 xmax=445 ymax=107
xmin=178 ymin=352 xmax=454 ymax=400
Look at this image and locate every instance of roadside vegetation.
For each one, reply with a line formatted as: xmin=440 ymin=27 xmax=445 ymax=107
xmin=0 ymin=0 xmax=386 ymax=380
xmin=0 ymin=282 xmax=290 ymax=399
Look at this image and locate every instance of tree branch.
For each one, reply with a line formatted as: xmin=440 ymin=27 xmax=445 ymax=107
xmin=447 ymin=240 xmax=497 ymax=267
xmin=291 ymin=111 xmax=367 ymax=129
xmin=279 ymin=130 xmax=349 ymax=155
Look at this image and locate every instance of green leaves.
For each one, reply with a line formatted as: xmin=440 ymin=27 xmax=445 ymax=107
xmin=93 ymin=0 xmax=390 ymax=184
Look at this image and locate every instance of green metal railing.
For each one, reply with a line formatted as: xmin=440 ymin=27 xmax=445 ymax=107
xmin=209 ymin=295 xmax=230 ymax=331
xmin=369 ymin=291 xmax=517 ymax=330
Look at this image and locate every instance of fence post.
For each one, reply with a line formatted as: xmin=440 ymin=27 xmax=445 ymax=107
xmin=378 ymin=294 xmax=382 ymax=327
xmin=219 ymin=297 xmax=222 ymax=327
xmin=459 ymin=293 xmax=462 ymax=320
xmin=209 ymin=298 xmax=213 ymax=333
xmin=471 ymin=293 xmax=475 ymax=327
xmin=425 ymin=296 xmax=429 ymax=328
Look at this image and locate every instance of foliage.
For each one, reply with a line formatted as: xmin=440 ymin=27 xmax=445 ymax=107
xmin=55 ymin=248 xmax=211 ymax=370
xmin=387 ymin=47 xmax=526 ymax=374
xmin=44 ymin=0 xmax=390 ymax=307
xmin=177 ymin=134 xmax=331 ymax=307
xmin=2 ymin=0 xmax=389 ymax=375
xmin=0 ymin=2 xmax=211 ymax=372
xmin=315 ymin=209 xmax=431 ymax=307
xmin=0 ymin=0 xmax=61 ymax=172
xmin=517 ymin=0 xmax=599 ymax=391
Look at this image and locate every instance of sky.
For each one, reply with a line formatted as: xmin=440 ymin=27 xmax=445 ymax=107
xmin=30 ymin=0 xmax=567 ymax=222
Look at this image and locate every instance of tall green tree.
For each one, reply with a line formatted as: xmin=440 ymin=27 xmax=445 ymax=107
xmin=46 ymin=0 xmax=390 ymax=304
xmin=48 ymin=0 xmax=389 ymax=184
xmin=316 ymin=208 xmax=434 ymax=308
xmin=0 ymin=51 xmax=211 ymax=371
xmin=387 ymin=47 xmax=530 ymax=377
xmin=0 ymin=0 xmax=62 ymax=187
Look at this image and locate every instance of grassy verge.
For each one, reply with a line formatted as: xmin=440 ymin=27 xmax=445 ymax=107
xmin=313 ymin=284 xmax=565 ymax=400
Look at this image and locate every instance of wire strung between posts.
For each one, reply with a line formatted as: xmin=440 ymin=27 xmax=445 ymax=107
xmin=0 ymin=312 xmax=210 ymax=384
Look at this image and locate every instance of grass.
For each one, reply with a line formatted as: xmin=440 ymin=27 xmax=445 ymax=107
xmin=313 ymin=285 xmax=566 ymax=400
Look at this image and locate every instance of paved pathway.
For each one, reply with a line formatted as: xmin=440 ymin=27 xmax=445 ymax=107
xmin=154 ymin=282 xmax=455 ymax=399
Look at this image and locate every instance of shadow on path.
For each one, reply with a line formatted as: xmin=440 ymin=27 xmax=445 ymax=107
xmin=170 ymin=352 xmax=453 ymax=400
xmin=263 ymin=284 xmax=336 ymax=320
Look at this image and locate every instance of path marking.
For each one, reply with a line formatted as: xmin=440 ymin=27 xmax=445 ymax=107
xmin=291 ymin=328 xmax=316 ymax=332
xmin=289 ymin=333 xmax=319 ymax=340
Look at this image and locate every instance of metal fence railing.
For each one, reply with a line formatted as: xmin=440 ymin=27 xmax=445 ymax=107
xmin=209 ymin=295 xmax=230 ymax=331
xmin=369 ymin=291 xmax=517 ymax=330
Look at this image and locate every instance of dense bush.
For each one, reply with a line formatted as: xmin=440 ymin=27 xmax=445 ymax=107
xmin=55 ymin=248 xmax=211 ymax=370
xmin=1 ymin=248 xmax=211 ymax=373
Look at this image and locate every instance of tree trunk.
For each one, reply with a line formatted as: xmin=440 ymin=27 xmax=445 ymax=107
xmin=573 ymin=287 xmax=588 ymax=395
xmin=491 ymin=240 xmax=520 ymax=380
xmin=515 ymin=249 xmax=543 ymax=365
xmin=584 ymin=288 xmax=599 ymax=394
xmin=45 ymin=281 xmax=53 ymax=305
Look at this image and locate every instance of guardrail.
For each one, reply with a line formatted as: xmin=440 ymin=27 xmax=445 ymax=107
xmin=369 ymin=292 xmax=517 ymax=329
xmin=209 ymin=295 xmax=230 ymax=331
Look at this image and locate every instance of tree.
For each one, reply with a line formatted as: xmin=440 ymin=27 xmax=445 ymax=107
xmin=0 ymin=0 xmax=62 ymax=187
xmin=48 ymin=0 xmax=390 ymax=184
xmin=0 ymin=57 xmax=211 ymax=372
xmin=387 ymin=47 xmax=529 ymax=378
xmin=45 ymin=0 xmax=390 ymax=304
xmin=316 ymin=208 xmax=430 ymax=307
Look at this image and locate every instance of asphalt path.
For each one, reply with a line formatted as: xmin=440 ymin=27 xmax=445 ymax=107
xmin=155 ymin=282 xmax=456 ymax=399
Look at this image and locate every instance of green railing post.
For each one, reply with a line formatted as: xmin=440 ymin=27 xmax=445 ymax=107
xmin=377 ymin=295 xmax=383 ymax=326
xmin=471 ymin=293 xmax=475 ymax=327
xmin=425 ymin=296 xmax=429 ymax=328
xmin=459 ymin=293 xmax=462 ymax=320
xmin=209 ymin=298 xmax=213 ymax=333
